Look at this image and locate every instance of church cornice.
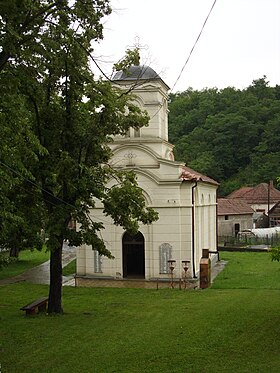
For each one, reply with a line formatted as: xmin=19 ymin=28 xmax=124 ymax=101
xmin=111 ymin=137 xmax=174 ymax=148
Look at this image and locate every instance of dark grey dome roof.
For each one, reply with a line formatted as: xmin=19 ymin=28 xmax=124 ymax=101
xmin=112 ymin=65 xmax=160 ymax=81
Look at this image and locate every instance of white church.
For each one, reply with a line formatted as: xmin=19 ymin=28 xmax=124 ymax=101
xmin=76 ymin=65 xmax=218 ymax=284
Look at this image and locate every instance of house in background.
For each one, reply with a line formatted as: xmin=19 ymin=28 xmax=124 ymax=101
xmin=269 ymin=201 xmax=280 ymax=227
xmin=76 ymin=65 xmax=218 ymax=285
xmin=228 ymin=182 xmax=280 ymax=214
xmin=227 ymin=182 xmax=280 ymax=228
xmin=217 ymin=198 xmax=254 ymax=237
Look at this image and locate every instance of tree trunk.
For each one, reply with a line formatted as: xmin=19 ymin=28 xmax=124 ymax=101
xmin=48 ymin=237 xmax=63 ymax=314
xmin=9 ymin=247 xmax=19 ymax=258
xmin=0 ymin=50 xmax=10 ymax=72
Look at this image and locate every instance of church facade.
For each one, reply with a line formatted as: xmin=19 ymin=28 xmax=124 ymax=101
xmin=76 ymin=65 xmax=218 ymax=283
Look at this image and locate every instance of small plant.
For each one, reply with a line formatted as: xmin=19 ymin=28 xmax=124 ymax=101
xmin=269 ymin=246 xmax=280 ymax=262
xmin=0 ymin=252 xmax=18 ymax=270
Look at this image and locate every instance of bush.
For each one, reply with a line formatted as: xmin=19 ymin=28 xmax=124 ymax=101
xmin=269 ymin=246 xmax=280 ymax=262
xmin=0 ymin=252 xmax=18 ymax=270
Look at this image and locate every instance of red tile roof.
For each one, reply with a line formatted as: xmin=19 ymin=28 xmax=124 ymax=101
xmin=228 ymin=187 xmax=253 ymax=199
xmin=228 ymin=183 xmax=280 ymax=204
xmin=218 ymin=198 xmax=254 ymax=216
xmin=181 ymin=166 xmax=219 ymax=185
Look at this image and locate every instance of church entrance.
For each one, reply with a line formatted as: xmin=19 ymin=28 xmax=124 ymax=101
xmin=122 ymin=232 xmax=145 ymax=278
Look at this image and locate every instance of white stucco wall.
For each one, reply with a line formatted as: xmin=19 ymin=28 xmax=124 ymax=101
xmin=76 ymin=176 xmax=217 ymax=280
xmin=218 ymin=214 xmax=253 ymax=237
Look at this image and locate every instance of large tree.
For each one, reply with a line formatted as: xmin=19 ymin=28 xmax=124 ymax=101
xmin=0 ymin=1 xmax=158 ymax=313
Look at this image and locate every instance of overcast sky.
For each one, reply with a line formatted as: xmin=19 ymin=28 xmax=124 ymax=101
xmin=91 ymin=0 xmax=280 ymax=92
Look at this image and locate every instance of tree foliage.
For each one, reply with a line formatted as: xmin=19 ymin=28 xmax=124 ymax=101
xmin=0 ymin=0 xmax=158 ymax=313
xmin=169 ymin=78 xmax=280 ymax=195
xmin=269 ymin=246 xmax=280 ymax=262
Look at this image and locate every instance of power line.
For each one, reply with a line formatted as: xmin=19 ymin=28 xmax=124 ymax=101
xmin=171 ymin=0 xmax=217 ymax=93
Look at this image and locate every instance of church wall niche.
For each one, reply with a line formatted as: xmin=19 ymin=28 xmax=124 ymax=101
xmin=159 ymin=243 xmax=172 ymax=274
xmin=94 ymin=250 xmax=102 ymax=273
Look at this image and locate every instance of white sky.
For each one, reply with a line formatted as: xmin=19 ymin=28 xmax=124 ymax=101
xmin=91 ymin=0 xmax=280 ymax=92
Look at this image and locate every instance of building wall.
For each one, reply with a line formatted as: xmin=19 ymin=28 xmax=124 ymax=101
xmin=218 ymin=214 xmax=253 ymax=237
xmin=77 ymin=177 xmax=217 ymax=279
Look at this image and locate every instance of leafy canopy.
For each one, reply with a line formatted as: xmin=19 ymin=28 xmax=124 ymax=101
xmin=169 ymin=78 xmax=280 ymax=195
xmin=0 ymin=1 xmax=158 ymax=312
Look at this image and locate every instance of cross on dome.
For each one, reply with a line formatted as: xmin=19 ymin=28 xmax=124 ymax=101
xmin=127 ymin=36 xmax=148 ymax=65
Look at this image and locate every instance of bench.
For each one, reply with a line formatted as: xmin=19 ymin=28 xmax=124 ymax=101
xmin=20 ymin=297 xmax=48 ymax=315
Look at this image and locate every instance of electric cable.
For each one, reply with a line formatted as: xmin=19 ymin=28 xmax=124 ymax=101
xmin=171 ymin=0 xmax=217 ymax=93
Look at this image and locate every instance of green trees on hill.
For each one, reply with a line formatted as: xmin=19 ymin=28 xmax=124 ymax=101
xmin=168 ymin=78 xmax=280 ymax=195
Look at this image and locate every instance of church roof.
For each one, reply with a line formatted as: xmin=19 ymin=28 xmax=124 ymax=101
xmin=181 ymin=166 xmax=219 ymax=185
xmin=217 ymin=198 xmax=254 ymax=216
xmin=228 ymin=183 xmax=280 ymax=204
xmin=112 ymin=65 xmax=160 ymax=81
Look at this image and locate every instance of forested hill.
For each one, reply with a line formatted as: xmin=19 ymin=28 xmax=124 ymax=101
xmin=168 ymin=77 xmax=280 ymax=196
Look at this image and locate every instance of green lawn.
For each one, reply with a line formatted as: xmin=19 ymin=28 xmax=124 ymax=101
xmin=62 ymin=259 xmax=76 ymax=276
xmin=212 ymin=251 xmax=280 ymax=289
xmin=1 ymin=251 xmax=280 ymax=373
xmin=0 ymin=249 xmax=49 ymax=280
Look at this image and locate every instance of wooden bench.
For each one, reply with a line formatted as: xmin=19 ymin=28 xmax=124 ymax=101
xmin=20 ymin=297 xmax=48 ymax=315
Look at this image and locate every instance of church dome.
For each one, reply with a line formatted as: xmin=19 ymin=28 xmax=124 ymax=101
xmin=112 ymin=65 xmax=160 ymax=81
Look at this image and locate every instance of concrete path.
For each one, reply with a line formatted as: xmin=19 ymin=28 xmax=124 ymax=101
xmin=211 ymin=260 xmax=227 ymax=282
xmin=0 ymin=243 xmax=76 ymax=286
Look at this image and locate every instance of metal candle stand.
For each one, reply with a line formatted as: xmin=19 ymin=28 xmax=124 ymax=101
xmin=181 ymin=260 xmax=190 ymax=289
xmin=167 ymin=260 xmax=176 ymax=288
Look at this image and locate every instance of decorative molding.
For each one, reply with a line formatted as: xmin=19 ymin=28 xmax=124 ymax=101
xmin=124 ymin=151 xmax=137 ymax=166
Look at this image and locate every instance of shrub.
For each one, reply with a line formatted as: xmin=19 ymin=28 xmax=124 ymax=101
xmin=0 ymin=252 xmax=18 ymax=270
xmin=269 ymin=246 xmax=280 ymax=262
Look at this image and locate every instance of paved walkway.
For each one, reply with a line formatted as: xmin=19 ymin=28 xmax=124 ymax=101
xmin=0 ymin=246 xmax=226 ymax=289
xmin=0 ymin=243 xmax=76 ymax=286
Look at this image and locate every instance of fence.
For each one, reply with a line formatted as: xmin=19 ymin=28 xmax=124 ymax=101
xmin=218 ymin=232 xmax=280 ymax=247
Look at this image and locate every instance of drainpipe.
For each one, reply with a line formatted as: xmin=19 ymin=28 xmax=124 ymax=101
xmin=268 ymin=180 xmax=271 ymax=227
xmin=191 ymin=180 xmax=198 ymax=278
xmin=216 ymin=192 xmax=218 ymax=253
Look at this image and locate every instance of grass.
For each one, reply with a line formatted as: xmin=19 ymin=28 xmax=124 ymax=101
xmin=212 ymin=251 xmax=280 ymax=289
xmin=62 ymin=259 xmax=76 ymax=276
xmin=0 ymin=249 xmax=49 ymax=280
xmin=0 ymin=251 xmax=280 ymax=373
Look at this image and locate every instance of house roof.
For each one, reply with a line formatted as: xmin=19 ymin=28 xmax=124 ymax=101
xmin=218 ymin=198 xmax=254 ymax=216
xmin=228 ymin=183 xmax=280 ymax=204
xmin=228 ymin=187 xmax=253 ymax=199
xmin=181 ymin=166 xmax=219 ymax=186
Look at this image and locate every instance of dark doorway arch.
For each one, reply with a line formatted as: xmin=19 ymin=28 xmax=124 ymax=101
xmin=122 ymin=232 xmax=145 ymax=278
